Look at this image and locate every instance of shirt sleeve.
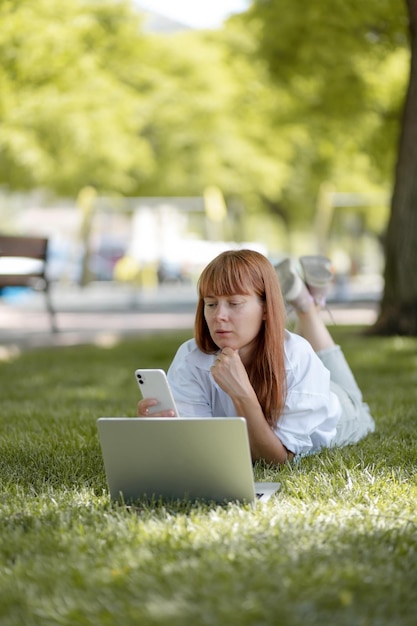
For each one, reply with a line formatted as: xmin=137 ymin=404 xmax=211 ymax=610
xmin=274 ymin=333 xmax=342 ymax=457
xmin=167 ymin=339 xmax=215 ymax=417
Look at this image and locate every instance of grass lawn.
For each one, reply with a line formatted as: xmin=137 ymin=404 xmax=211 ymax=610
xmin=1 ymin=326 xmax=417 ymax=625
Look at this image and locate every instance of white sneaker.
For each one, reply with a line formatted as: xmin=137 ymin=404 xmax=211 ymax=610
xmin=299 ymin=255 xmax=333 ymax=307
xmin=274 ymin=258 xmax=313 ymax=313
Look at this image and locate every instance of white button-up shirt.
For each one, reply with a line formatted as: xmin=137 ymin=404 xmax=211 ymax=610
xmin=167 ymin=330 xmax=342 ymax=458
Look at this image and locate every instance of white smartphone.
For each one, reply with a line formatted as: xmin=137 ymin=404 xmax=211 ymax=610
xmin=135 ymin=368 xmax=178 ymax=416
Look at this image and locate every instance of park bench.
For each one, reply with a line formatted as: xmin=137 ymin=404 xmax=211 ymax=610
xmin=0 ymin=234 xmax=57 ymax=332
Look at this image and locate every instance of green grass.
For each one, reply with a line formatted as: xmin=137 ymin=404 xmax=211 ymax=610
xmin=1 ymin=327 xmax=417 ymax=625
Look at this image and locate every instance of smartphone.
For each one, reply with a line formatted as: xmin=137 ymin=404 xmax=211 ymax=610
xmin=135 ymin=368 xmax=178 ymax=416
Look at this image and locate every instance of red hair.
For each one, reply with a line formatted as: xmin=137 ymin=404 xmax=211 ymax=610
xmin=195 ymin=249 xmax=287 ymax=426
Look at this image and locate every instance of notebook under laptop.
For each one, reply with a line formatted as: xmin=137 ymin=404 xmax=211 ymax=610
xmin=97 ymin=417 xmax=280 ymax=504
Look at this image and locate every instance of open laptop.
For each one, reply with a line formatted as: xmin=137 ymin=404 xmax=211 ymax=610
xmin=97 ymin=417 xmax=281 ymax=504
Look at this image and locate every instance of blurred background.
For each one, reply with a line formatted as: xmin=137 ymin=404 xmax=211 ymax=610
xmin=1 ymin=0 xmax=407 ymax=311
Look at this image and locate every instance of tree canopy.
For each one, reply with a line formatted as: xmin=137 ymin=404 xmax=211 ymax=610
xmin=240 ymin=0 xmax=409 ymax=219
xmin=0 ymin=0 xmax=411 ymax=241
xmin=245 ymin=0 xmax=417 ymax=334
xmin=0 ymin=0 xmax=153 ymax=194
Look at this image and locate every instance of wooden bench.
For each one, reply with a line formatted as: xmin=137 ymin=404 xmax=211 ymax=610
xmin=0 ymin=234 xmax=57 ymax=332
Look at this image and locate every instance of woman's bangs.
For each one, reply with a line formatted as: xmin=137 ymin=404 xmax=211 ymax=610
xmin=199 ymin=257 xmax=253 ymax=297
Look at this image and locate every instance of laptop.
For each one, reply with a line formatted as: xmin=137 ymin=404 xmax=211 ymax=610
xmin=97 ymin=417 xmax=281 ymax=504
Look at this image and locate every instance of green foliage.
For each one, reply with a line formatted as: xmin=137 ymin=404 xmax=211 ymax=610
xmin=0 ymin=328 xmax=417 ymax=624
xmin=0 ymin=0 xmax=153 ymax=194
xmin=0 ymin=0 xmax=412 ymax=234
xmin=241 ymin=0 xmax=410 ymax=223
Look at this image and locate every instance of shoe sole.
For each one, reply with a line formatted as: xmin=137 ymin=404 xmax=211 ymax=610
xmin=300 ymin=256 xmax=333 ymax=287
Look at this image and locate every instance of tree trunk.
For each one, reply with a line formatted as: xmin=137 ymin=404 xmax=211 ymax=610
xmin=372 ymin=0 xmax=417 ymax=335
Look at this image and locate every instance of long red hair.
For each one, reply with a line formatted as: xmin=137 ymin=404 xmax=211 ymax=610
xmin=194 ymin=249 xmax=287 ymax=426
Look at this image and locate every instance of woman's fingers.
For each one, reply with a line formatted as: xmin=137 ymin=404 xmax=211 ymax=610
xmin=137 ymin=398 xmax=176 ymax=418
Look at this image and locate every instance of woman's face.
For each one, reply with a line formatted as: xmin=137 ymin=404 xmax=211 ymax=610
xmin=203 ymin=291 xmax=265 ymax=360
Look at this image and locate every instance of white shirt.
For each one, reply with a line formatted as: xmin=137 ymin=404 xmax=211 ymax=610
xmin=167 ymin=330 xmax=342 ymax=458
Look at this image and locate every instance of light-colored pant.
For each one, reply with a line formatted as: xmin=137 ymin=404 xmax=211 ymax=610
xmin=318 ymin=345 xmax=375 ymax=447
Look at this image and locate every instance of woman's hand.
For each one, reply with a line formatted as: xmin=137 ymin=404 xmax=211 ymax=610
xmin=211 ymin=347 xmax=290 ymax=465
xmin=137 ymin=398 xmax=176 ymax=418
xmin=210 ymin=347 xmax=254 ymax=401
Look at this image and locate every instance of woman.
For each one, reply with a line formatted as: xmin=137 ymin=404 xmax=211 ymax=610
xmin=137 ymin=249 xmax=375 ymax=465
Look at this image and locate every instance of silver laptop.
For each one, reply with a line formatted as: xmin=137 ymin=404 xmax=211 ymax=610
xmin=97 ymin=417 xmax=280 ymax=504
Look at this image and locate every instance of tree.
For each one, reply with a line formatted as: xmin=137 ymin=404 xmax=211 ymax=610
xmin=373 ymin=0 xmax=417 ymax=335
xmin=132 ymin=28 xmax=294 ymax=202
xmin=0 ymin=0 xmax=297 ymax=211
xmin=3 ymin=0 xmax=415 ymax=281
xmin=246 ymin=0 xmax=417 ymax=334
xmin=0 ymin=0 xmax=154 ymax=195
xmin=236 ymin=0 xmax=409 ymax=232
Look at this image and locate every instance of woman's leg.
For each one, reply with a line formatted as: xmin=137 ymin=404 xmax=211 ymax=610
xmin=276 ymin=256 xmax=366 ymax=402
xmin=296 ymin=294 xmax=376 ymax=446
xmin=275 ymin=256 xmax=375 ymax=445
xmin=296 ymin=301 xmax=375 ymax=443
xmin=294 ymin=303 xmax=335 ymax=352
xmin=295 ymin=301 xmax=365 ymax=401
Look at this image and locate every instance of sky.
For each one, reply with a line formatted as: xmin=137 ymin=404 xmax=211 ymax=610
xmin=135 ymin=0 xmax=251 ymax=29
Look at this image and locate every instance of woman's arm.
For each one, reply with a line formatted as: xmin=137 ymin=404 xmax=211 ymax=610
xmin=232 ymin=393 xmax=294 ymax=464
xmin=211 ymin=347 xmax=292 ymax=465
